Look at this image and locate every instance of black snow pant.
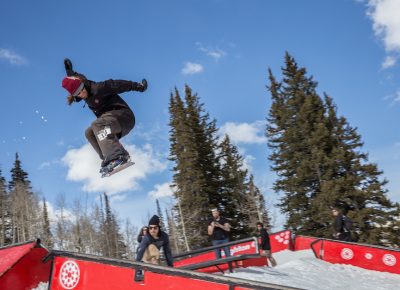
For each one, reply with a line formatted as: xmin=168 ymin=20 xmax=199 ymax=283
xmin=85 ymin=109 xmax=135 ymax=167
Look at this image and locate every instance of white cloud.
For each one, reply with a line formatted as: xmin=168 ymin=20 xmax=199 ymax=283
xmin=182 ymin=62 xmax=204 ymax=75
xmin=381 ymin=55 xmax=397 ymax=69
xmin=62 ymin=143 xmax=167 ymax=194
xmin=367 ymin=0 xmax=400 ymax=68
xmin=40 ymin=201 xmax=75 ymax=224
xmin=38 ymin=162 xmax=51 ymax=170
xmin=196 ymin=42 xmax=227 ymax=61
xmin=384 ymin=89 xmax=400 ymax=105
xmin=148 ymin=182 xmax=174 ymax=199
xmin=0 ymin=48 xmax=26 ymax=65
xmin=219 ymin=121 xmax=267 ymax=144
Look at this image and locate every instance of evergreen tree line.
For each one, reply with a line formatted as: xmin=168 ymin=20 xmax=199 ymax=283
xmin=168 ymin=86 xmax=271 ymax=253
xmin=0 ymin=155 xmax=139 ymax=258
xmin=266 ymin=53 xmax=400 ymax=246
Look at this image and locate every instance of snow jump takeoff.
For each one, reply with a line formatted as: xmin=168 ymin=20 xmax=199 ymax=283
xmin=61 ymin=58 xmax=147 ymax=177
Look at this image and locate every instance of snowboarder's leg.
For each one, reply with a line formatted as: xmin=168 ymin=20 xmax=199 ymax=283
xmin=91 ymin=109 xmax=134 ymax=168
xmin=85 ymin=126 xmax=104 ymax=160
xmin=91 ymin=114 xmax=125 ymax=165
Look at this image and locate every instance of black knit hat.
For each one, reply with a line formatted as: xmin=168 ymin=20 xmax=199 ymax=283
xmin=148 ymin=215 xmax=160 ymax=227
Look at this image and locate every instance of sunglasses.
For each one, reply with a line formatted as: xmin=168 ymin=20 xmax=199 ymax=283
xmin=149 ymin=226 xmax=159 ymax=230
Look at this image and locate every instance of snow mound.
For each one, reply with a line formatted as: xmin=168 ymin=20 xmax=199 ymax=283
xmin=226 ymin=250 xmax=400 ymax=290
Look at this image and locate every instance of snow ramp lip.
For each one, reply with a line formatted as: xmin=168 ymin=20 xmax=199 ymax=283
xmin=46 ymin=250 xmax=304 ymax=290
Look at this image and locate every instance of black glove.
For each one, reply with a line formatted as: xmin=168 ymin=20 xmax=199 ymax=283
xmin=64 ymin=58 xmax=74 ymax=76
xmin=135 ymin=79 xmax=148 ymax=92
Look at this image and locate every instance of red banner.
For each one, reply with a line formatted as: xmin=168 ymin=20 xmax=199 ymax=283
xmin=312 ymin=239 xmax=400 ymax=275
xmin=269 ymin=230 xmax=293 ymax=252
xmin=293 ymin=236 xmax=318 ymax=251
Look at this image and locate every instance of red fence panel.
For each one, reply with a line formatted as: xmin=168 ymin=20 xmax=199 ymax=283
xmin=270 ymin=230 xmax=292 ymax=253
xmin=293 ymin=236 xmax=318 ymax=251
xmin=311 ymin=239 xmax=400 ymax=275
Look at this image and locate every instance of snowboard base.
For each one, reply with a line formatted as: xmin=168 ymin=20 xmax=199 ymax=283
xmin=101 ymin=161 xmax=134 ymax=178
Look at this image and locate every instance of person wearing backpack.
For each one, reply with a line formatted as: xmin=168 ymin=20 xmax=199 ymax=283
xmin=331 ymin=207 xmax=353 ymax=242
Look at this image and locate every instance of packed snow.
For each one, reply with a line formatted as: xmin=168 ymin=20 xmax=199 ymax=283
xmin=226 ymin=250 xmax=400 ymax=290
xmin=32 ymin=282 xmax=48 ymax=290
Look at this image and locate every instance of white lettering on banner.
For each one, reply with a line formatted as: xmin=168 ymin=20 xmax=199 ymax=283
xmin=382 ymin=254 xmax=397 ymax=266
xmin=97 ymin=126 xmax=111 ymax=141
xmin=226 ymin=242 xmax=256 ymax=256
xmin=230 ymin=244 xmax=251 ymax=255
xmin=340 ymin=248 xmax=354 ymax=260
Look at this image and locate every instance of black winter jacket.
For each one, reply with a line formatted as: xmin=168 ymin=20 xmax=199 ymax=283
xmin=82 ymin=79 xmax=138 ymax=118
xmin=258 ymin=228 xmax=271 ymax=251
xmin=136 ymin=231 xmax=173 ymax=267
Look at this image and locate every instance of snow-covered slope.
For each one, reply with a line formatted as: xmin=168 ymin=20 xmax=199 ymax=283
xmin=226 ymin=250 xmax=400 ymax=290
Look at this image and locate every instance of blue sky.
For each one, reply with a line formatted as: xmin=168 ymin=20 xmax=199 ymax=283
xmin=1 ymin=0 xmax=400 ymax=229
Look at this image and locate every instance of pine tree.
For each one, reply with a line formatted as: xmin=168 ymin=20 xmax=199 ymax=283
xmin=41 ymin=197 xmax=53 ymax=248
xmin=165 ymin=208 xmax=180 ymax=254
xmin=218 ymin=135 xmax=252 ymax=239
xmin=243 ymin=175 xmax=271 ymax=230
xmin=55 ymin=192 xmax=70 ymax=250
xmin=8 ymin=153 xmax=40 ymax=243
xmin=0 ymin=168 xmax=9 ymax=246
xmin=156 ymin=199 xmax=166 ymax=230
xmin=169 ymin=86 xmax=221 ymax=249
xmin=9 ymin=153 xmax=30 ymax=191
xmin=102 ymin=193 xmax=127 ymax=258
xmin=266 ymin=53 xmax=400 ymax=246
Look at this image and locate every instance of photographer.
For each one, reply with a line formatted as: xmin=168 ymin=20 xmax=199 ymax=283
xmin=208 ymin=208 xmax=231 ymax=259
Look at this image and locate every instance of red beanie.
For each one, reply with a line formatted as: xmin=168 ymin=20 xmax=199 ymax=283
xmin=62 ymin=76 xmax=84 ymax=96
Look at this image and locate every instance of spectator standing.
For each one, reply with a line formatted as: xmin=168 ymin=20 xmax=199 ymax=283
xmin=256 ymin=222 xmax=277 ymax=267
xmin=208 ymin=208 xmax=231 ymax=259
xmin=332 ymin=207 xmax=353 ymax=242
xmin=137 ymin=226 xmax=148 ymax=243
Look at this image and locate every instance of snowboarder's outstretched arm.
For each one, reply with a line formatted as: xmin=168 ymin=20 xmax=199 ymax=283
xmin=92 ymin=79 xmax=147 ymax=97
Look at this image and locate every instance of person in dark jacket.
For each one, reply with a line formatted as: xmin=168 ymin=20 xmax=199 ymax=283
xmin=332 ymin=207 xmax=352 ymax=242
xmin=256 ymin=222 xmax=277 ymax=267
xmin=208 ymin=208 xmax=231 ymax=259
xmin=136 ymin=215 xmax=173 ymax=267
xmin=137 ymin=226 xmax=148 ymax=243
xmin=61 ymin=71 xmax=147 ymax=175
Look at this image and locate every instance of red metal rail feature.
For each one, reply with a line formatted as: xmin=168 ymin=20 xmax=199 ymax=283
xmin=46 ymin=251 xmax=300 ymax=290
xmin=310 ymin=238 xmax=400 ymax=275
xmin=173 ymin=237 xmax=262 ymax=273
xmin=173 ymin=232 xmax=293 ymax=273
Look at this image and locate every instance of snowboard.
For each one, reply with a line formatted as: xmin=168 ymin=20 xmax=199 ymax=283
xmin=101 ymin=161 xmax=135 ymax=178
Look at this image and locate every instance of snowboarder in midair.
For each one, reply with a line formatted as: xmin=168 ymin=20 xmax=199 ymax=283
xmin=61 ymin=59 xmax=147 ymax=176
